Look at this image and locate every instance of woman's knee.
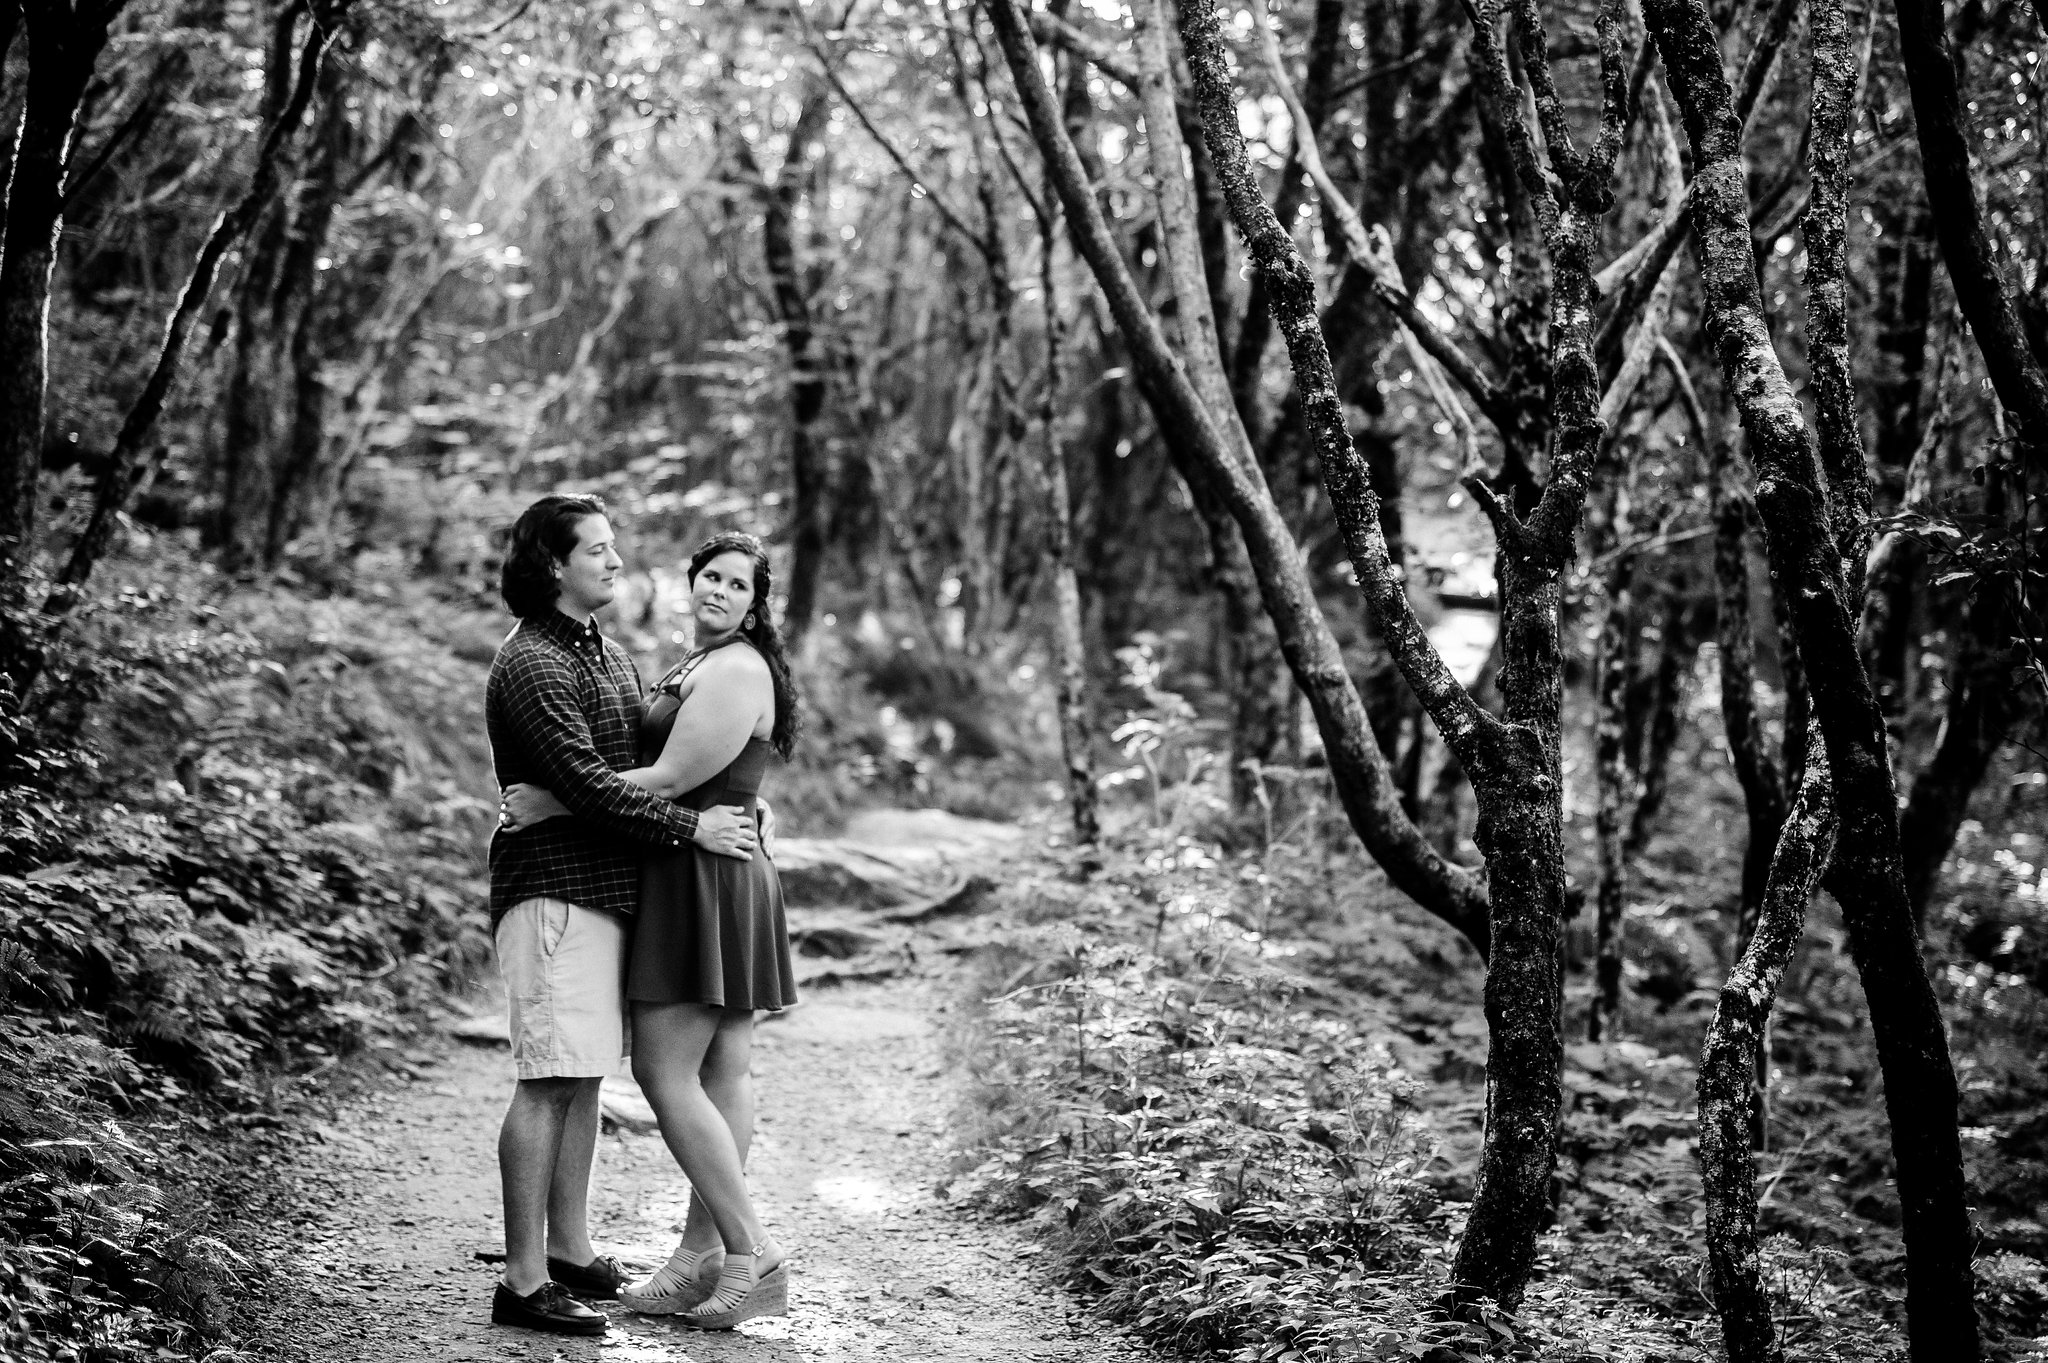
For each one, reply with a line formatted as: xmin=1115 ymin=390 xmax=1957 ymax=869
xmin=701 ymin=1014 xmax=755 ymax=1085
xmin=700 ymin=1055 xmax=752 ymax=1101
xmin=633 ymin=1046 xmax=706 ymax=1093
xmin=633 ymin=1002 xmax=719 ymax=1056
xmin=629 ymin=1049 xmax=660 ymax=1090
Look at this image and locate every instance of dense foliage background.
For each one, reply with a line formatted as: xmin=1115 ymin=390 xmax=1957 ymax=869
xmin=1 ymin=0 xmax=2045 ymax=1358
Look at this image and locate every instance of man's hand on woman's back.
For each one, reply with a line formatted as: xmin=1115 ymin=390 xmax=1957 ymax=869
xmin=694 ymin=804 xmax=758 ymax=860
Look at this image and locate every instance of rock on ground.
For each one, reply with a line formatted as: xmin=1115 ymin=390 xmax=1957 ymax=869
xmin=773 ymin=810 xmax=1025 ymax=912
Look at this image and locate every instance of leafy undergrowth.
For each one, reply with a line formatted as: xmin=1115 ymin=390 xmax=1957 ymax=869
xmin=0 ymin=547 xmax=499 ymax=1362
xmin=941 ymin=766 xmax=2048 ymax=1362
xmin=941 ymin=826 xmax=1705 ymax=1362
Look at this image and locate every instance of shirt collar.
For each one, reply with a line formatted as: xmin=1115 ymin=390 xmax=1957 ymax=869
xmin=527 ymin=607 xmax=606 ymax=653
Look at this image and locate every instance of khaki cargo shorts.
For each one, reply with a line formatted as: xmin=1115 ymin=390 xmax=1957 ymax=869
xmin=494 ymin=897 xmax=629 ymax=1080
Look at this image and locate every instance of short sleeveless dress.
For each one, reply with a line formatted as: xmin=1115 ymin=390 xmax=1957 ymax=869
xmin=625 ymin=647 xmax=797 ymax=1012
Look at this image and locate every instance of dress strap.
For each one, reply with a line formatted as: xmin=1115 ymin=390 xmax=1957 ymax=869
xmin=655 ymin=634 xmax=753 ymax=694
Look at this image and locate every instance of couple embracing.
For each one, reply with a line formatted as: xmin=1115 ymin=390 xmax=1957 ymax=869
xmin=482 ymin=494 xmax=798 ymax=1337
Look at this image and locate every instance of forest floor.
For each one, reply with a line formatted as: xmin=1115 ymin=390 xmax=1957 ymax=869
xmin=217 ymin=813 xmax=1158 ymax=1363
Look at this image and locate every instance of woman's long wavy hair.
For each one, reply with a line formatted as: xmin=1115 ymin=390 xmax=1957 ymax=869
xmin=501 ymin=493 xmax=607 ymax=618
xmin=688 ymin=532 xmax=803 ymax=760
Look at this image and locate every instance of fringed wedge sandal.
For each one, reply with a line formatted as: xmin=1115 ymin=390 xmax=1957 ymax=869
xmin=677 ymin=1246 xmax=788 ymax=1331
xmin=618 ymin=1243 xmax=725 ymax=1315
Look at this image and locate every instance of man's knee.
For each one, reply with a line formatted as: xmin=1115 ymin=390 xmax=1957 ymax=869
xmin=513 ymin=1075 xmax=590 ymax=1113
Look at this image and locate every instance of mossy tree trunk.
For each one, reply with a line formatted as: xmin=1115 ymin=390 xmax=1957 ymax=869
xmin=1180 ymin=0 xmax=1634 ymax=1308
xmin=0 ymin=0 xmax=120 ymax=588
xmin=1697 ymin=718 xmax=1835 ymax=1363
xmin=1647 ymin=0 xmax=1980 ymax=1352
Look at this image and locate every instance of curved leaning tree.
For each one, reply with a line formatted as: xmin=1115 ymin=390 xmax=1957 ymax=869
xmin=987 ymin=0 xmax=1647 ymax=1309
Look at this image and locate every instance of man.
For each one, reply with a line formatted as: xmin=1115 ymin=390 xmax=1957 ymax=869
xmin=484 ymin=494 xmax=759 ymax=1337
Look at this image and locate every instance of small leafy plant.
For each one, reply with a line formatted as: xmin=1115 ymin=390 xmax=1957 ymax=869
xmin=950 ymin=895 xmax=1485 ymax=1361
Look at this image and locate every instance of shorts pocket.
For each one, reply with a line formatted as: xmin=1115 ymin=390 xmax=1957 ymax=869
xmin=539 ymin=898 xmax=573 ymax=956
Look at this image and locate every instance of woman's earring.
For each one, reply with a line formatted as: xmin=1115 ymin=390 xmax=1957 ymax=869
xmin=743 ymin=614 xmax=756 ymax=630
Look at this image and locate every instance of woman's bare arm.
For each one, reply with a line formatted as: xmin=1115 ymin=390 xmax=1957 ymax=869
xmin=629 ymin=648 xmax=771 ymax=799
xmin=498 ymin=648 xmax=771 ymax=827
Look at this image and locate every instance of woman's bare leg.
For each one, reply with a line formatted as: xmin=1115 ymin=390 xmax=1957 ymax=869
xmin=631 ymin=1002 xmax=774 ymax=1260
xmin=678 ymin=1009 xmax=757 ymax=1254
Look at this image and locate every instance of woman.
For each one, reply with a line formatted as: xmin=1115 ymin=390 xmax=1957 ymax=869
xmin=501 ymin=531 xmax=799 ymax=1330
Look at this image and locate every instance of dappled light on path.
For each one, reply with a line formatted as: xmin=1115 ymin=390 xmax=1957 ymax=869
xmin=809 ymin=1175 xmax=903 ymax=1219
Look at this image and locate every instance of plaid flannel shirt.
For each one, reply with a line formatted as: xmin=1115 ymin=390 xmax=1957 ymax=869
xmin=486 ymin=608 xmax=699 ymax=924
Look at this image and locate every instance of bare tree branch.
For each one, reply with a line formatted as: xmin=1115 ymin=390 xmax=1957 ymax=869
xmin=1245 ymin=0 xmax=1504 ymax=436
xmin=1026 ymin=8 xmax=1140 ymax=92
xmin=1802 ymin=0 xmax=1874 ymax=597
xmin=798 ymin=14 xmax=990 ymax=260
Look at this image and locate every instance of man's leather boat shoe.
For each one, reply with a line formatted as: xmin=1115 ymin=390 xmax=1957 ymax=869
xmin=491 ymin=1281 xmax=607 ymax=1336
xmin=547 ymin=1253 xmax=630 ymax=1301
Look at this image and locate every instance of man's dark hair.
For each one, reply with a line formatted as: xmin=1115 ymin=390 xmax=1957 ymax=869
xmin=501 ymin=494 xmax=607 ymax=618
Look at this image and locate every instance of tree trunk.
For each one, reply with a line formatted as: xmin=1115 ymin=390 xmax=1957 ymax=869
xmin=0 ymin=0 xmax=118 ymax=585
xmin=1036 ymin=205 xmax=1100 ymax=846
xmin=1665 ymin=335 xmax=1789 ymax=944
xmin=1899 ymin=537 xmax=2041 ymax=919
xmin=1889 ymin=0 xmax=2048 ymax=461
xmin=1448 ymin=557 xmax=1573 ymax=1309
xmin=213 ymin=0 xmax=312 ymax=568
xmin=1584 ymin=289 xmax=1681 ymax=1027
xmin=1885 ymin=0 xmax=2048 ymax=922
xmin=1180 ymin=0 xmax=1634 ymax=1308
xmin=1228 ymin=0 xmax=1346 ymax=447
xmin=1860 ymin=203 xmax=1937 ymax=720
xmin=1186 ymin=477 xmax=1289 ymax=810
xmin=1132 ymin=0 xmax=1283 ymax=811
xmin=1704 ymin=392 xmax=1789 ymax=1153
xmin=264 ymin=57 xmax=362 ymax=565
xmin=946 ymin=332 xmax=1001 ymax=653
xmin=1721 ymin=495 xmax=1787 ymax=945
xmin=1698 ymin=719 xmax=1835 ymax=1363
xmin=740 ymin=89 xmax=832 ymax=646
xmin=1647 ymin=0 xmax=1981 ymax=1352
xmin=1590 ymin=531 xmax=1641 ymax=1041
xmin=1860 ymin=334 xmax=1956 ymax=717
xmin=0 ymin=7 xmax=22 ymax=185
xmin=1625 ymin=586 xmax=1699 ymax=854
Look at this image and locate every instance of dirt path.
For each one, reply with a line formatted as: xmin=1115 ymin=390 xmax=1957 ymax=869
xmin=235 ymin=817 xmax=1152 ymax=1363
